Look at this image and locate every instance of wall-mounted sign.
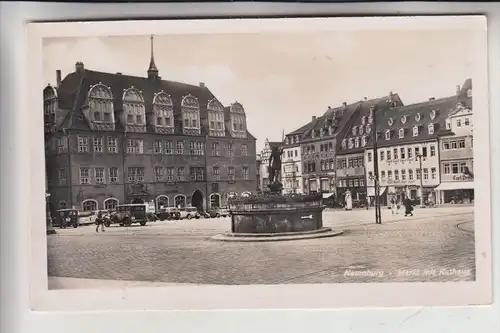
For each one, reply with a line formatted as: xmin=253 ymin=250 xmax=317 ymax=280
xmin=452 ymin=175 xmax=473 ymax=181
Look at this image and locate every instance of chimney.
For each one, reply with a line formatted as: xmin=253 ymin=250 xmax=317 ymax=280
xmin=75 ymin=61 xmax=84 ymax=73
xmin=312 ymin=116 xmax=317 ymax=121
xmin=342 ymin=101 xmax=347 ymax=107
xmin=199 ymin=82 xmax=205 ymax=88
xmin=456 ymin=85 xmax=461 ymax=96
xmin=429 ymin=97 xmax=435 ymax=101
xmin=56 ymin=70 xmax=62 ymax=87
xmin=364 ymin=97 xmax=368 ymax=101
xmin=116 ymin=72 xmax=122 ymax=75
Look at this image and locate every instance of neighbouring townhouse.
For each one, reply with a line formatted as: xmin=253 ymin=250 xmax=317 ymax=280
xmin=281 ymin=134 xmax=302 ymax=194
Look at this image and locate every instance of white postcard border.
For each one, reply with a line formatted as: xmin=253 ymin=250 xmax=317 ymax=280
xmin=26 ymin=16 xmax=492 ymax=311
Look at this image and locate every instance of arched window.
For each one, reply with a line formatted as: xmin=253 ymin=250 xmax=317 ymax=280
xmin=43 ymin=85 xmax=58 ymax=122
xmin=229 ymin=102 xmax=247 ymax=138
xmin=58 ymin=201 xmax=68 ymax=209
xmin=413 ymin=126 xmax=419 ymax=137
xmin=329 ymin=158 xmax=334 ymax=170
xmin=415 ymin=113 xmax=421 ymax=122
xmin=348 ymin=138 xmax=354 ymax=149
xmin=355 ymin=137 xmax=360 ymax=148
xmin=104 ymin=198 xmax=119 ymax=210
xmin=210 ymin=193 xmax=221 ymax=208
xmin=385 ymin=130 xmax=391 ymax=140
xmin=88 ymin=83 xmax=114 ymax=123
xmin=207 ymin=98 xmax=225 ymax=136
xmin=174 ymin=195 xmax=186 ymax=209
xmin=153 ymin=91 xmax=174 ymax=130
xmin=181 ymin=94 xmax=201 ymax=134
xmin=156 ymin=195 xmax=169 ymax=210
xmin=241 ymin=191 xmax=251 ymax=197
xmin=82 ymin=199 xmax=98 ymax=212
xmin=123 ymin=87 xmax=146 ymax=125
xmin=428 ymin=124 xmax=434 ymax=135
xmin=341 ymin=139 xmax=347 ymax=149
xmin=398 ymin=128 xmax=404 ymax=139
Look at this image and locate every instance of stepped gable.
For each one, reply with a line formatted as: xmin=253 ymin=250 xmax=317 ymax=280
xmin=336 ymin=93 xmax=404 ymax=155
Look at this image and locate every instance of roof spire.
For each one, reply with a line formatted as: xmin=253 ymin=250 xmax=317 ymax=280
xmin=147 ymin=34 xmax=159 ymax=79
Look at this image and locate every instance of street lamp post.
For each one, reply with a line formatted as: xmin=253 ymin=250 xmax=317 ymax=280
xmin=371 ymin=105 xmax=382 ymax=224
xmin=415 ymin=153 xmax=425 ymax=208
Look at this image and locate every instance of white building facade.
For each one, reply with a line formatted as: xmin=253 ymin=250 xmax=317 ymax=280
xmin=281 ymin=141 xmax=302 ymax=194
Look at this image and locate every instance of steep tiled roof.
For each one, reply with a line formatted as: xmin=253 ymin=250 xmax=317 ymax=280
xmin=363 ymin=83 xmax=472 ymax=149
xmin=54 ymin=67 xmax=255 ymax=139
xmin=336 ymin=93 xmax=404 ymax=155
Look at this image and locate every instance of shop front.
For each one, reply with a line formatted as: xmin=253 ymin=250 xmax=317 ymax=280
xmin=435 ymin=181 xmax=474 ymax=204
xmin=366 ymin=186 xmax=388 ymax=207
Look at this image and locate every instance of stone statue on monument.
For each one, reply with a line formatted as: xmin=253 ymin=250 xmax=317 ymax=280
xmin=267 ymin=145 xmax=284 ymax=193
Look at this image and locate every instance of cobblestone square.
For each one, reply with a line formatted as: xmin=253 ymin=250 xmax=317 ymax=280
xmin=47 ymin=205 xmax=475 ymax=286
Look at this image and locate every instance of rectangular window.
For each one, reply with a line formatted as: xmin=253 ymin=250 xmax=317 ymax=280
xmin=190 ymin=167 xmax=204 ymax=181
xmin=416 ymin=169 xmax=421 ymax=180
xmin=228 ymin=166 xmax=235 ymax=181
xmin=394 ymin=170 xmax=399 ymax=181
xmin=127 ymin=114 xmax=134 ymax=123
xmin=450 ymin=141 xmax=458 ymax=149
xmin=460 ymin=162 xmax=467 ymax=174
xmin=107 ymin=137 xmax=117 ymax=153
xmin=388 ymin=170 xmax=392 ymax=180
xmin=295 ymin=150 xmax=298 ymax=157
xmin=166 ymin=167 xmax=174 ymax=182
xmin=153 ymin=140 xmax=162 ymax=154
xmin=154 ymin=167 xmax=164 ymax=181
xmin=465 ymin=118 xmax=470 ymax=126
xmin=95 ymin=167 xmax=105 ymax=184
xmin=127 ymin=139 xmax=144 ymax=154
xmin=393 ymin=148 xmax=398 ymax=160
xmin=212 ymin=142 xmax=220 ymax=156
xmin=422 ymin=146 xmax=427 ymax=157
xmin=408 ymin=147 xmax=413 ymax=159
xmin=56 ymin=137 xmax=67 ymax=153
xmin=380 ymin=151 xmax=384 ymax=161
xmin=456 ymin=119 xmax=462 ymax=127
xmin=400 ymin=147 xmax=405 ymax=159
xmin=227 ymin=143 xmax=233 ymax=156
xmin=128 ymin=167 xmax=145 ymax=182
xmin=353 ymin=179 xmax=359 ymax=187
xmin=387 ymin=150 xmax=392 ymax=160
xmin=348 ymin=159 xmax=354 ymax=168
xmin=109 ymin=167 xmax=118 ymax=183
xmin=423 ymin=168 xmax=429 ymax=180
xmin=431 ymin=167 xmax=437 ymax=180
xmin=78 ymin=136 xmax=89 ymax=153
xmin=242 ymin=167 xmax=249 ymax=180
xmin=367 ymin=152 xmax=372 ymax=162
xmin=359 ymin=178 xmax=365 ymax=186
xmin=189 ymin=142 xmax=196 ymax=155
xmin=165 ymin=140 xmax=173 ymax=154
xmin=176 ymin=141 xmax=184 ymax=155
xmin=443 ymin=142 xmax=450 ymax=150
xmin=458 ymin=139 xmax=466 ymax=149
xmin=401 ymin=169 xmax=406 ymax=181
xmin=177 ymin=167 xmax=185 ymax=181
xmin=381 ymin=171 xmax=386 ymax=181
xmin=430 ymin=145 xmax=436 ymax=157
xmin=196 ymin=142 xmax=204 ymax=156
xmin=212 ymin=167 xmax=220 ymax=181
xmin=414 ymin=147 xmax=420 ymax=157
xmin=443 ymin=163 xmax=450 ymax=174
xmin=408 ymin=169 xmax=413 ymax=180
xmin=58 ymin=168 xmax=67 ymax=185
xmin=93 ymin=137 xmax=104 ymax=153
xmin=79 ymin=167 xmax=90 ymax=184
xmin=241 ymin=144 xmax=248 ymax=156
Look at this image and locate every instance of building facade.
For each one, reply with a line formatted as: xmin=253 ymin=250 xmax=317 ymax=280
xmin=44 ymin=37 xmax=257 ymax=214
xmin=281 ymin=134 xmax=302 ymax=194
xmin=436 ymin=81 xmax=473 ymax=204
xmin=364 ymin=80 xmax=471 ymax=205
xmin=336 ymin=93 xmax=403 ymax=205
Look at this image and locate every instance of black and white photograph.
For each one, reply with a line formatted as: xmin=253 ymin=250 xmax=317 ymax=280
xmin=27 ymin=16 xmax=492 ymax=310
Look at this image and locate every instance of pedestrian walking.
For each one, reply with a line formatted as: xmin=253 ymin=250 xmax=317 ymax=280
xmin=95 ymin=210 xmax=106 ymax=233
xmin=403 ymin=196 xmax=414 ymax=217
xmin=390 ymin=196 xmax=398 ymax=215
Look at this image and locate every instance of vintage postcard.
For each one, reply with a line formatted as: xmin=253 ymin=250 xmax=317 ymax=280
xmin=27 ymin=16 xmax=491 ymax=311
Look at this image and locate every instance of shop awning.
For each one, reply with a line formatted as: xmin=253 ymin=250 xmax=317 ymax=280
xmin=322 ymin=193 xmax=335 ymax=199
xmin=435 ymin=182 xmax=474 ymax=191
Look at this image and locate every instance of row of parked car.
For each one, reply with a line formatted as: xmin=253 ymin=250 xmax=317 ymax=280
xmin=53 ymin=204 xmax=231 ymax=228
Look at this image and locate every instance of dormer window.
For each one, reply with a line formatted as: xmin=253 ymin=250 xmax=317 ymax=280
xmin=398 ymin=128 xmax=404 ymax=139
xmin=467 ymin=89 xmax=472 ymax=97
xmin=311 ymin=130 xmax=316 ymax=139
xmin=359 ymin=126 xmax=364 ymax=135
xmin=368 ymin=114 xmax=373 ymax=124
xmin=361 ymin=116 xmax=366 ymax=125
xmin=401 ymin=115 xmax=407 ymax=124
xmin=295 ymin=135 xmax=299 ymax=143
xmin=123 ymin=87 xmax=146 ymax=130
xmin=182 ymin=94 xmax=201 ymax=135
xmin=430 ymin=110 xmax=437 ymax=120
xmin=446 ymin=120 xmax=451 ymax=130
xmin=366 ymin=125 xmax=372 ymax=134
xmin=354 ymin=137 xmax=360 ymax=148
xmin=341 ymin=139 xmax=347 ymax=149
xmin=328 ymin=126 xmax=333 ymax=135
xmin=413 ymin=126 xmax=419 ymax=137
xmin=415 ymin=113 xmax=421 ymax=122
xmin=385 ymin=130 xmax=390 ymax=140
xmin=88 ymin=83 xmax=115 ymax=131
xmin=361 ymin=136 xmax=366 ymax=147
xmin=388 ymin=117 xmax=394 ymax=126
xmin=207 ymin=98 xmax=225 ymax=137
xmin=456 ymin=101 xmax=464 ymax=109
xmin=428 ymin=124 xmax=434 ymax=135
xmin=348 ymin=138 xmax=354 ymax=149
xmin=152 ymin=91 xmax=174 ymax=134
xmin=352 ymin=127 xmax=357 ymax=135
xmin=320 ymin=128 xmax=324 ymax=138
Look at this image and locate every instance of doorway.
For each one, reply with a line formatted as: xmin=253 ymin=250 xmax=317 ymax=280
xmin=210 ymin=193 xmax=221 ymax=208
xmin=191 ymin=190 xmax=204 ymax=212
xmin=131 ymin=198 xmax=145 ymax=204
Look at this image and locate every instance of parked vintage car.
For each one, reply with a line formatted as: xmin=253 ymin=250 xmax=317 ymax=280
xmin=156 ymin=207 xmax=181 ymax=221
xmin=179 ymin=206 xmax=200 ymax=220
xmin=111 ymin=204 xmax=149 ymax=226
xmin=54 ymin=208 xmax=79 ymax=228
xmin=205 ymin=209 xmax=220 ymax=218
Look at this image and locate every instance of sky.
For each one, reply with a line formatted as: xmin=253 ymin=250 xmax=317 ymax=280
xmin=43 ymin=29 xmax=482 ymax=152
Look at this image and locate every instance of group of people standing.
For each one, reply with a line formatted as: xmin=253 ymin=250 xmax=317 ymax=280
xmin=389 ymin=195 xmax=414 ymax=217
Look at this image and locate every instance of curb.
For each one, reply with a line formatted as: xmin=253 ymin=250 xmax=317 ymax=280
xmin=211 ymin=229 xmax=344 ymax=242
